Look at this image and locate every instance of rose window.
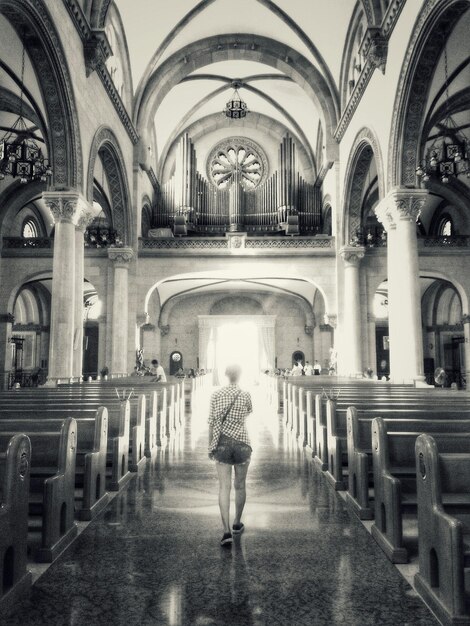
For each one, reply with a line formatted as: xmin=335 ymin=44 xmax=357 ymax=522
xmin=207 ymin=138 xmax=267 ymax=190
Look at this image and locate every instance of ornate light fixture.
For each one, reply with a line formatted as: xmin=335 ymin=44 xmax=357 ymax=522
xmin=223 ymin=82 xmax=248 ymax=119
xmin=416 ymin=46 xmax=469 ymax=184
xmin=0 ymin=32 xmax=52 ymax=184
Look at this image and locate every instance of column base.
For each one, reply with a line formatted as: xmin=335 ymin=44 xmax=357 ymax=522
xmin=43 ymin=378 xmax=58 ymax=388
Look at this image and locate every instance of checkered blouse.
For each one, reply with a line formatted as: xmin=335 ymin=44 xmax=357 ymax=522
xmin=208 ymin=384 xmax=253 ymax=451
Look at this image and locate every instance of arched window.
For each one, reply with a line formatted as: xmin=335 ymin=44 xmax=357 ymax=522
xmin=439 ymin=217 xmax=453 ymax=237
xmin=22 ymin=218 xmax=39 ymax=239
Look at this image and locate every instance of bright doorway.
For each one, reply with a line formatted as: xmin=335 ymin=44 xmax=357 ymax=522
xmin=216 ymin=320 xmax=259 ymax=385
xmin=199 ymin=315 xmax=275 ymax=386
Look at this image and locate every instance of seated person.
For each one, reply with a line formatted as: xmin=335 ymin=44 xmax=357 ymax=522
xmin=150 ymin=359 xmax=167 ymax=382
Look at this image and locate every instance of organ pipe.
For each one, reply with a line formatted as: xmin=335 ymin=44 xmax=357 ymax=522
xmin=154 ymin=134 xmax=321 ymax=234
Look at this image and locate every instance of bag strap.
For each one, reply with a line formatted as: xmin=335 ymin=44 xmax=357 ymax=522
xmin=220 ymin=390 xmax=242 ymax=427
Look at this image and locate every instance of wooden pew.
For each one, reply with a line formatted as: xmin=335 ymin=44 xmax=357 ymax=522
xmin=0 ymin=418 xmax=78 ymax=563
xmin=0 ymin=401 xmax=132 ymax=493
xmin=0 ymin=434 xmax=32 ymax=616
xmin=305 ymin=391 xmax=315 ymax=451
xmin=314 ymin=394 xmax=328 ymax=471
xmin=346 ymin=409 xmax=470 ymax=520
xmin=326 ymin=400 xmax=470 ymax=490
xmin=129 ymin=395 xmax=146 ymax=472
xmin=371 ymin=417 xmax=470 ymax=563
xmin=414 ymin=434 xmax=470 ymax=626
xmin=0 ymin=410 xmax=109 ymax=522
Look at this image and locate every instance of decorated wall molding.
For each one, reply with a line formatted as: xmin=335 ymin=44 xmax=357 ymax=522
xmin=87 ymin=126 xmax=133 ymax=245
xmin=342 ymin=126 xmax=385 ymax=245
xmin=387 ymin=0 xmax=469 ymax=188
xmin=1 ymin=0 xmax=83 ymax=189
xmin=335 ymin=0 xmax=406 ymax=141
xmin=63 ymin=0 xmax=139 ymax=144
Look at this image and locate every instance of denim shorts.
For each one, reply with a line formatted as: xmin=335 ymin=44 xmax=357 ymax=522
xmin=213 ymin=434 xmax=252 ymax=465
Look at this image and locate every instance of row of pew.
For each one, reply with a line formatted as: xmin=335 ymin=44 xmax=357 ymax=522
xmin=0 ymin=378 xmax=186 ymax=617
xmin=282 ymin=377 xmax=470 ymax=626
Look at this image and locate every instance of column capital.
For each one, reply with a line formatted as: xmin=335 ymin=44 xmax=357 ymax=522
xmin=323 ymin=314 xmax=337 ymax=329
xmin=136 ymin=313 xmax=150 ymax=326
xmin=76 ymin=210 xmax=96 ymax=233
xmin=43 ymin=191 xmax=93 ymax=226
xmin=107 ymin=246 xmax=134 ymax=267
xmin=462 ymin=314 xmax=470 ymax=325
xmin=375 ymin=188 xmax=428 ymax=231
xmin=340 ymin=245 xmax=365 ymax=266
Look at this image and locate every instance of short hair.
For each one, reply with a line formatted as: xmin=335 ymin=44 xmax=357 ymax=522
xmin=151 ymin=359 xmax=158 ymax=365
xmin=225 ymin=364 xmax=242 ymax=381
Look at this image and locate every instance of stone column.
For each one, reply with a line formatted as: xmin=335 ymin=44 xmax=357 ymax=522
xmin=462 ymin=315 xmax=470 ymax=389
xmin=73 ymin=212 xmax=95 ymax=381
xmin=339 ymin=246 xmax=365 ymax=377
xmin=376 ymin=188 xmax=427 ymax=384
xmin=367 ymin=313 xmax=377 ymax=376
xmin=108 ymin=247 xmax=134 ymax=377
xmin=0 ymin=314 xmax=14 ymax=389
xmin=43 ymin=192 xmax=91 ymax=384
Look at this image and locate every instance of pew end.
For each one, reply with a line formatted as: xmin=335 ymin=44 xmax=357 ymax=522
xmin=34 ymin=418 xmax=78 ymax=563
xmin=108 ymin=400 xmax=131 ymax=491
xmin=414 ymin=434 xmax=470 ymax=626
xmin=0 ymin=435 xmax=32 ymax=617
xmin=345 ymin=407 xmax=374 ymax=519
xmin=78 ymin=407 xmax=109 ymax=521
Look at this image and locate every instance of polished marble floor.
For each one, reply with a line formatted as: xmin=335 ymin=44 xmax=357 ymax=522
xmin=5 ymin=387 xmax=438 ymax=626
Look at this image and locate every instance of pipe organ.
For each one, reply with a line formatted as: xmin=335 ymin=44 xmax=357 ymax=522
xmin=155 ymin=133 xmax=321 ymax=235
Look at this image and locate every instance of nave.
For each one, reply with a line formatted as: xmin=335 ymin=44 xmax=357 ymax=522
xmin=5 ymin=385 xmax=437 ymax=626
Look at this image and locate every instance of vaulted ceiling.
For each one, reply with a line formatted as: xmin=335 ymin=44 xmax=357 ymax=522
xmin=114 ymin=0 xmax=357 ymax=178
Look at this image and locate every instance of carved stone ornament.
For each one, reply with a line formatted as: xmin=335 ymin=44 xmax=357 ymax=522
xmin=84 ymin=29 xmax=112 ymax=77
xmin=136 ymin=313 xmax=150 ymax=327
xmin=365 ymin=32 xmax=388 ymax=73
xmin=160 ymin=325 xmax=170 ymax=337
xmin=107 ymin=246 xmax=134 ymax=266
xmin=323 ymin=314 xmax=337 ymax=329
xmin=42 ymin=191 xmax=91 ymax=226
xmin=375 ymin=188 xmax=428 ymax=231
xmin=461 ymin=314 xmax=470 ymax=325
xmin=76 ymin=210 xmax=96 ymax=232
xmin=0 ymin=313 xmax=15 ymax=324
xmin=340 ymin=245 xmax=365 ymax=266
xmin=304 ymin=325 xmax=314 ymax=336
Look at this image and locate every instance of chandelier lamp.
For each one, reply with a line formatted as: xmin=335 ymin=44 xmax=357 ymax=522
xmin=223 ymin=82 xmax=248 ymax=119
xmin=416 ymin=46 xmax=469 ymax=184
xmin=0 ymin=32 xmax=52 ymax=185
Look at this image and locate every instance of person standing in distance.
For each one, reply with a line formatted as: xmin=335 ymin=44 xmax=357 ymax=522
xmin=208 ymin=364 xmax=253 ymax=547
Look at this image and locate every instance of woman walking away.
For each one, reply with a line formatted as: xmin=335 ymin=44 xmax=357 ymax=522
xmin=208 ymin=364 xmax=253 ymax=547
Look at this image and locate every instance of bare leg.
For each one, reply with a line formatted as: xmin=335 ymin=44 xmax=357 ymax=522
xmin=216 ymin=462 xmax=233 ymax=533
xmin=233 ymin=461 xmax=250 ymax=526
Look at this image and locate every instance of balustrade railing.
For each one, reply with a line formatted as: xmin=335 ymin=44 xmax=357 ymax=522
xmin=139 ymin=235 xmax=333 ymax=251
xmin=420 ymin=235 xmax=470 ymax=247
xmin=3 ymin=237 xmax=52 ymax=249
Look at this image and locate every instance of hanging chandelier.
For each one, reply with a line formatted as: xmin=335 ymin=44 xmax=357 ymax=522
xmin=416 ymin=46 xmax=469 ymax=184
xmin=0 ymin=32 xmax=52 ymax=185
xmin=223 ymin=83 xmax=248 ymax=119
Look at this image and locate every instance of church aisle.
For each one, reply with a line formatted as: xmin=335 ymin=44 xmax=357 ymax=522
xmin=6 ymin=388 xmax=438 ymax=626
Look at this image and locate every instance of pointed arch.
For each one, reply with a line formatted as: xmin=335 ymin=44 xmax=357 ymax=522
xmin=388 ymin=0 xmax=470 ymax=188
xmin=0 ymin=0 xmax=83 ymax=189
xmin=342 ymin=127 xmax=385 ymax=245
xmin=87 ymin=127 xmax=132 ymax=245
xmin=135 ymin=34 xmax=339 ymax=165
